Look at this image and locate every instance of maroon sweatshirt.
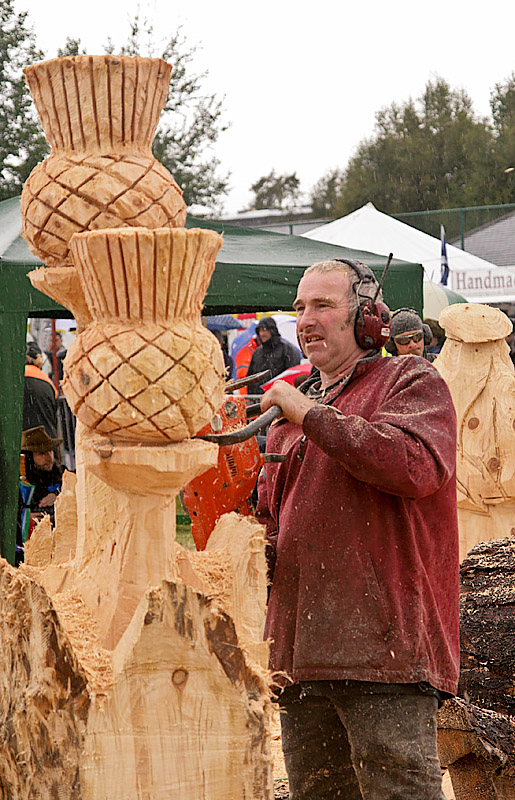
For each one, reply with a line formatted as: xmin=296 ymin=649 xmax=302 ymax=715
xmin=257 ymin=354 xmax=460 ymax=695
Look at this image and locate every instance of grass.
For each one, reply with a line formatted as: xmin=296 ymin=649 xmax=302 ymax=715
xmin=176 ymin=519 xmax=195 ymax=551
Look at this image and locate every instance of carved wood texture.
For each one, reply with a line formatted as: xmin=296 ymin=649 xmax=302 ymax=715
xmin=60 ymin=227 xmax=225 ymax=442
xmin=435 ymin=303 xmax=515 ymax=559
xmin=21 ymin=56 xmax=186 ymax=268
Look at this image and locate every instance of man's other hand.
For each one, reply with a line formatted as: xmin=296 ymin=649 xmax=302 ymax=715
xmin=260 ymin=380 xmax=316 ymax=426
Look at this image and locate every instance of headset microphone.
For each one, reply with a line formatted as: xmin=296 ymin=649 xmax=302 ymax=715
xmin=334 ymin=254 xmax=393 ymax=350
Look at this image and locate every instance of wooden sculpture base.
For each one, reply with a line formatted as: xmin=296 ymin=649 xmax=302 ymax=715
xmin=0 ymin=435 xmax=273 ymax=799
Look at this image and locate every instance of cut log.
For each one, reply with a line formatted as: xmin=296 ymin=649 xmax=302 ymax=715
xmin=0 ymin=552 xmax=273 ymax=799
xmin=459 ymin=537 xmax=515 ymax=716
xmin=438 ymin=698 xmax=515 ymax=800
xmin=5 ymin=424 xmax=273 ymax=797
xmin=437 ymin=536 xmax=515 ymax=800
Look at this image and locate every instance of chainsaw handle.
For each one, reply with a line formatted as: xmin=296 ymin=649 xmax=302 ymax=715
xmin=196 ymin=405 xmax=282 ymax=446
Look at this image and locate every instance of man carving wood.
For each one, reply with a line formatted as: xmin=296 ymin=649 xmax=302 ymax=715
xmin=257 ymin=259 xmax=460 ymax=799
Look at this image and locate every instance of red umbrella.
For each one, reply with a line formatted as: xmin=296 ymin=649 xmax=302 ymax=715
xmin=261 ymin=362 xmax=313 ymax=391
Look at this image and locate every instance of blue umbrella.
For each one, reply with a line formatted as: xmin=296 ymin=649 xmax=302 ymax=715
xmin=205 ymin=314 xmax=245 ymax=332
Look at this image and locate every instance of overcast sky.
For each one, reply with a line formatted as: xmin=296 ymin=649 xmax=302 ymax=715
xmin=14 ymin=0 xmax=515 ymax=214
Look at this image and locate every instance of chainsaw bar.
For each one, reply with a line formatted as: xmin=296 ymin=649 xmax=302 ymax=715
xmin=224 ymin=370 xmax=271 ymax=393
xmin=196 ymin=404 xmax=282 ymax=446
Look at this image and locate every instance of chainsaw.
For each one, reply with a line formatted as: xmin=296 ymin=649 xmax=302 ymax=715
xmin=186 ymin=255 xmax=395 ymax=548
xmin=182 ymin=370 xmax=284 ymax=550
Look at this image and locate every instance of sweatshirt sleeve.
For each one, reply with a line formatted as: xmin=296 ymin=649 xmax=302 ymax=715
xmin=302 ymin=360 xmax=456 ymax=499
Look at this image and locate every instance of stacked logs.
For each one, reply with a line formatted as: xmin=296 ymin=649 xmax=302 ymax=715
xmin=438 ymin=537 xmax=515 ymax=800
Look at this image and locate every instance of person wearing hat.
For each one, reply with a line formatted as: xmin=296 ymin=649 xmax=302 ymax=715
xmin=18 ymin=426 xmax=64 ymax=550
xmin=246 ymin=317 xmax=301 ymax=395
xmin=387 ymin=308 xmax=436 ymax=362
xmin=23 ymin=340 xmax=59 ymax=438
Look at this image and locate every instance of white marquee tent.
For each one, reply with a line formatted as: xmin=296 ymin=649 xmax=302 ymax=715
xmin=303 ymin=203 xmax=515 ymax=305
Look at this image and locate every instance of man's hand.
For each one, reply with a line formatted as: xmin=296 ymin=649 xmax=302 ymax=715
xmin=38 ymin=492 xmax=57 ymax=508
xmin=260 ymin=380 xmax=316 ymax=426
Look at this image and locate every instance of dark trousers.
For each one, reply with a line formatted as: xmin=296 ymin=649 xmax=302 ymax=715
xmin=279 ymin=681 xmax=446 ymax=800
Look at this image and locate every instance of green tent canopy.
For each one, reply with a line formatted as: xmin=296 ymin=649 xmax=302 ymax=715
xmin=0 ymin=196 xmax=423 ymax=563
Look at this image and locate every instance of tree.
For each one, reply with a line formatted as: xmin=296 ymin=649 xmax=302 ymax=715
xmin=336 ymin=78 xmax=495 ymax=216
xmin=249 ymin=170 xmax=301 ymax=210
xmin=310 ymin=77 xmax=513 ymax=218
xmin=0 ymin=0 xmax=48 ymax=201
xmin=489 ymin=73 xmax=515 ymax=204
xmin=104 ymin=17 xmax=230 ymax=213
xmin=309 ymin=169 xmax=345 ymax=217
xmin=57 ymin=37 xmax=86 ymax=57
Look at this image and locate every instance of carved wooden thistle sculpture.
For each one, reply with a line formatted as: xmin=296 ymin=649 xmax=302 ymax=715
xmin=64 ymin=227 xmax=225 ymax=442
xmin=0 ymin=53 xmax=273 ymax=799
xmin=21 ymin=55 xmax=186 ymax=269
xmin=435 ymin=303 xmax=515 ymax=560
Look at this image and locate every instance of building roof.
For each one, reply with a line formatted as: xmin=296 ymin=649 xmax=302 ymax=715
xmin=450 ymin=211 xmax=515 ymax=268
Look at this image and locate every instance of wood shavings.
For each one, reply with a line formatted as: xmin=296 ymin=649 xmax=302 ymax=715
xmin=52 ymin=590 xmax=113 ymax=694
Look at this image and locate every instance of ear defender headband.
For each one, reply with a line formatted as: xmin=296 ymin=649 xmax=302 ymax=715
xmin=333 ymin=259 xmax=392 ymax=350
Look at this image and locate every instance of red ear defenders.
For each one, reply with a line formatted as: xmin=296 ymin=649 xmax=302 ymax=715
xmin=332 ymin=259 xmax=392 ymax=350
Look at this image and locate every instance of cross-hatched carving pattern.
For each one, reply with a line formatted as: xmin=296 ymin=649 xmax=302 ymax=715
xmin=21 ymin=154 xmax=186 ymax=268
xmin=63 ymin=322 xmax=225 ymax=443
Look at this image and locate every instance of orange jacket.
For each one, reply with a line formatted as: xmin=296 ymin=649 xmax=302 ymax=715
xmin=234 ymin=337 xmax=259 ymax=394
xmin=24 ymin=365 xmax=58 ymax=398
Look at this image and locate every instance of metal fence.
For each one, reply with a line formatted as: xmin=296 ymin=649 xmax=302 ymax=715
xmin=394 ymin=203 xmax=515 ymax=262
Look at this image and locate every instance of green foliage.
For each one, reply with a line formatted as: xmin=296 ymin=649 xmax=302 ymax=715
xmin=309 ymin=169 xmax=345 ymax=217
xmin=311 ymin=76 xmax=515 ymax=218
xmin=249 ymin=170 xmax=301 ymax=210
xmin=0 ymin=0 xmax=48 ymax=201
xmin=490 ymin=73 xmax=515 ymax=204
xmin=57 ymin=37 xmax=86 ymax=57
xmin=0 ymin=3 xmax=229 ymax=212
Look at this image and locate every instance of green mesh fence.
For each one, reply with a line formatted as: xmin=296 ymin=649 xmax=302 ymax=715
xmin=394 ymin=203 xmax=515 ymax=267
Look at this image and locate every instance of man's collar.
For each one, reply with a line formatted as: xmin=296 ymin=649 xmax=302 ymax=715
xmin=304 ymin=349 xmax=381 ymax=404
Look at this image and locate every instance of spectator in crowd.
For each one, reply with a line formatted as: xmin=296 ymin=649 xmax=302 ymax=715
xmin=425 ymin=319 xmax=446 ymax=355
xmin=246 ymin=317 xmax=300 ymax=395
xmin=506 ymin=324 xmax=515 ymax=367
xmin=17 ymin=426 xmax=64 ymax=564
xmin=45 ymin=331 xmax=67 ymax=383
xmin=23 ymin=340 xmax=59 ymax=438
xmin=387 ymin=308 xmax=437 ymax=362
xmin=234 ymin=331 xmax=260 ymax=394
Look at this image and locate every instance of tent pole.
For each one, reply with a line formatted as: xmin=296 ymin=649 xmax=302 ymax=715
xmin=0 ymin=311 xmax=26 ymax=564
xmin=51 ymin=319 xmax=59 ymax=390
